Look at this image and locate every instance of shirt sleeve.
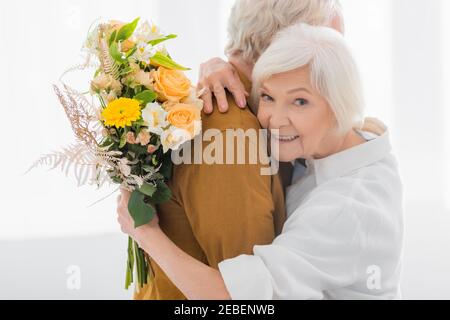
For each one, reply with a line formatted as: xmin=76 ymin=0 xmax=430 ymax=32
xmin=218 ymin=191 xmax=366 ymax=300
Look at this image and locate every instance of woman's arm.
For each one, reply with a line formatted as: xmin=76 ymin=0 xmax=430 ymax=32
xmin=117 ymin=189 xmax=231 ymax=300
xmin=136 ymin=227 xmax=231 ymax=300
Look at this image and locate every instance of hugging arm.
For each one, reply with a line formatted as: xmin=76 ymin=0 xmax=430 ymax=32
xmin=117 ymin=189 xmax=230 ymax=300
xmin=135 ymin=224 xmax=231 ymax=300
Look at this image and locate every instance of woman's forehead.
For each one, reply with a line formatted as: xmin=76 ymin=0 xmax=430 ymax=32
xmin=263 ymin=66 xmax=314 ymax=92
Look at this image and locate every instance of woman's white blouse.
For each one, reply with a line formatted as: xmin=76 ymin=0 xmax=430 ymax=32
xmin=218 ymin=124 xmax=404 ymax=300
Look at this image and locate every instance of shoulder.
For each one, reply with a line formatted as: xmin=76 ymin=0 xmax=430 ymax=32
xmin=310 ymin=153 xmax=402 ymax=210
xmin=288 ymin=155 xmax=403 ymax=243
xmin=202 ymin=93 xmax=261 ymax=132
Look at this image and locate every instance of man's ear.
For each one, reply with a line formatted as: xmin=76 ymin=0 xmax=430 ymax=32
xmin=330 ymin=11 xmax=345 ymax=35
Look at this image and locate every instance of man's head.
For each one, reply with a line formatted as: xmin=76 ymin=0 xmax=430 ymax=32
xmin=225 ymin=0 xmax=344 ymax=64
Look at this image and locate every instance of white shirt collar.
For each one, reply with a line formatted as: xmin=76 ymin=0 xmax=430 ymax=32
xmin=305 ymin=125 xmax=392 ymax=186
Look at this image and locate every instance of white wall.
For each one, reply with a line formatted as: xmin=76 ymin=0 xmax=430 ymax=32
xmin=0 ymin=0 xmax=449 ymax=299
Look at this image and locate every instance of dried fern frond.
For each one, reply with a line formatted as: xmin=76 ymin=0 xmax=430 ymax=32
xmin=25 ymin=144 xmax=97 ymax=186
xmin=59 ymin=52 xmax=100 ymax=84
xmin=98 ymin=25 xmax=121 ymax=80
xmin=122 ymin=164 xmax=161 ymax=190
xmin=26 ymin=142 xmax=124 ymax=187
xmin=62 ymin=84 xmax=99 ymax=119
xmin=53 ymin=84 xmax=100 ymax=149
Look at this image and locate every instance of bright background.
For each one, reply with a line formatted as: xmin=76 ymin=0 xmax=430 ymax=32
xmin=0 ymin=0 xmax=449 ymax=299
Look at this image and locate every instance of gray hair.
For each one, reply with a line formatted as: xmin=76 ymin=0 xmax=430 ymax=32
xmin=252 ymin=23 xmax=365 ymax=134
xmin=225 ymin=0 xmax=342 ymax=63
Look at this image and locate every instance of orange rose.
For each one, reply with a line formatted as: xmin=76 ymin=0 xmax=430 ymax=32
xmin=167 ymin=103 xmax=201 ymax=135
xmin=153 ymin=67 xmax=191 ymax=102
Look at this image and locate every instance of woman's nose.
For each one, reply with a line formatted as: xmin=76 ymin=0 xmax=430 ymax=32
xmin=269 ymin=107 xmax=290 ymax=128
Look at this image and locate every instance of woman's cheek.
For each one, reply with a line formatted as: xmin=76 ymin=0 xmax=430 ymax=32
xmin=257 ymin=107 xmax=270 ymax=129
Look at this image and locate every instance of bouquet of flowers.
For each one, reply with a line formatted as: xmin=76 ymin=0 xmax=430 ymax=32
xmin=28 ymin=17 xmax=203 ymax=290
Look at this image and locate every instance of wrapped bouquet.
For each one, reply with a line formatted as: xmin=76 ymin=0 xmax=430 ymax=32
xmin=29 ymin=17 xmax=203 ymax=290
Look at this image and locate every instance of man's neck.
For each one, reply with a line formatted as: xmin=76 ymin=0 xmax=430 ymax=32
xmin=228 ymin=54 xmax=254 ymax=82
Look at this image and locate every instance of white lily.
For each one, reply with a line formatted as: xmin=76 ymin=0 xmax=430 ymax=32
xmin=160 ymin=126 xmax=192 ymax=153
xmin=133 ymin=41 xmax=157 ymax=64
xmin=135 ymin=21 xmax=164 ymax=43
xmin=141 ymin=102 xmax=169 ymax=136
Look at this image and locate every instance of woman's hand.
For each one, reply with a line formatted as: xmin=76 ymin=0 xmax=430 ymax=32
xmin=116 ymin=188 xmax=159 ymax=242
xmin=198 ymin=57 xmax=248 ymax=114
xmin=117 ymin=189 xmax=230 ymax=300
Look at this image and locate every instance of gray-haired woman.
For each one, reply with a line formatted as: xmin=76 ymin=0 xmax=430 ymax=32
xmin=116 ymin=22 xmax=404 ymax=300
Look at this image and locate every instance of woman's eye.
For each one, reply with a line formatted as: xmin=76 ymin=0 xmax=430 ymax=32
xmin=260 ymin=94 xmax=274 ymax=102
xmin=294 ymin=98 xmax=308 ymax=106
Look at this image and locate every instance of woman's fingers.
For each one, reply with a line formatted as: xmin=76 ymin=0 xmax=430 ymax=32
xmin=116 ymin=200 xmax=133 ymax=234
xmin=212 ymin=84 xmax=228 ymax=113
xmin=117 ymin=190 xmax=130 ymax=218
xmin=199 ymin=57 xmax=249 ymax=113
xmin=117 ymin=214 xmax=129 ymax=235
xmin=200 ymin=86 xmax=214 ymax=114
xmin=120 ymin=187 xmax=131 ymax=203
xmin=226 ymin=72 xmax=248 ymax=108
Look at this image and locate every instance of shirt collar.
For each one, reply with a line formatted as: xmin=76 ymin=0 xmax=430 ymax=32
xmin=305 ymin=119 xmax=392 ymax=186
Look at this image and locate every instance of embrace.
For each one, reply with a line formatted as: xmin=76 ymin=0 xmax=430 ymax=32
xmin=116 ymin=0 xmax=403 ymax=300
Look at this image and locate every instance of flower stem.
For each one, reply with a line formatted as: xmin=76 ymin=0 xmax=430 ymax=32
xmin=125 ymin=236 xmax=134 ymax=289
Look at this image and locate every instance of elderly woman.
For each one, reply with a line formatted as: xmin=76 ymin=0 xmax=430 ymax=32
xmin=117 ymin=23 xmax=404 ymax=300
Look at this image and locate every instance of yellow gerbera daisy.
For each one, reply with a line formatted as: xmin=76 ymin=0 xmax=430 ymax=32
xmin=101 ymin=98 xmax=142 ymax=128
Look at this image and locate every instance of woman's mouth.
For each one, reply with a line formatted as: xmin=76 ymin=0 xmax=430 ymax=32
xmin=271 ymin=134 xmax=301 ymax=143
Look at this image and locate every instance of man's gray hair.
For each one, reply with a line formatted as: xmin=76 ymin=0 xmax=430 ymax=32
xmin=225 ymin=0 xmax=342 ymax=63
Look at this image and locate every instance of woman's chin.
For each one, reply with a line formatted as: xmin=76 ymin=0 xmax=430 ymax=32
xmin=273 ymin=146 xmax=304 ymax=163
xmin=270 ymin=138 xmax=304 ymax=162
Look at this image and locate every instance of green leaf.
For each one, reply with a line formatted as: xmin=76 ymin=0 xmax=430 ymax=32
xmin=128 ymin=143 xmax=148 ymax=157
xmin=126 ymin=47 xmax=137 ymax=59
xmin=150 ymin=51 xmax=190 ymax=71
xmin=109 ymin=30 xmax=117 ymax=46
xmin=138 ymin=182 xmax=157 ymax=197
xmin=109 ymin=42 xmax=126 ymax=64
xmin=148 ymin=34 xmax=177 ymax=46
xmin=116 ymin=17 xmax=140 ymax=42
xmin=149 ymin=180 xmax=172 ymax=204
xmin=119 ymin=66 xmax=133 ymax=76
xmin=119 ymin=132 xmax=127 ymax=148
xmin=134 ymin=86 xmax=143 ymax=95
xmin=160 ymin=152 xmax=173 ymax=179
xmin=128 ymin=190 xmax=155 ymax=228
xmin=134 ymin=90 xmax=157 ymax=106
xmin=94 ymin=68 xmax=102 ymax=78
xmin=142 ymin=165 xmax=154 ymax=173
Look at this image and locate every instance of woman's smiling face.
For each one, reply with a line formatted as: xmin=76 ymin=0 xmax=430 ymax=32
xmin=257 ymin=66 xmax=339 ymax=162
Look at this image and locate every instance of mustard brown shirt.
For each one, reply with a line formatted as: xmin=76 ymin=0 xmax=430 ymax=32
xmin=134 ymin=73 xmax=287 ymax=300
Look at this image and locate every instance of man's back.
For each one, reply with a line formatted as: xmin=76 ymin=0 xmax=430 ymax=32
xmin=134 ymin=74 xmax=286 ymax=300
